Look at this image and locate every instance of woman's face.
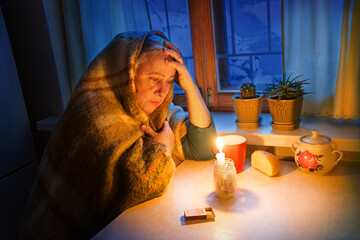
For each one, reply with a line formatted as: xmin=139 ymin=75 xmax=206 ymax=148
xmin=135 ymin=52 xmax=176 ymax=115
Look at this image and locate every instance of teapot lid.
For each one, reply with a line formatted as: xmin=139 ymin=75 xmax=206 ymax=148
xmin=300 ymin=130 xmax=331 ymax=145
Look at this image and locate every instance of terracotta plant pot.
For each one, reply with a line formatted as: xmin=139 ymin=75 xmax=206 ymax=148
xmin=267 ymin=97 xmax=303 ymax=126
xmin=232 ymin=93 xmax=262 ymax=127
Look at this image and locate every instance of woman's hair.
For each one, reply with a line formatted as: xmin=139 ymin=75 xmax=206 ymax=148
xmin=138 ymin=35 xmax=166 ymax=66
xmin=141 ymin=35 xmax=165 ymax=53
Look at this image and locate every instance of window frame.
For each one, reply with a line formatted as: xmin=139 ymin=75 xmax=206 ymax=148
xmin=187 ymin=0 xmax=221 ymax=110
xmin=173 ymin=0 xmax=271 ymax=112
xmin=182 ymin=0 xmax=270 ymax=112
xmin=184 ymin=0 xmax=234 ymax=111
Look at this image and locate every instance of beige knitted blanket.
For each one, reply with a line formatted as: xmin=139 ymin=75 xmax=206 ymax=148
xmin=20 ymin=31 xmax=187 ymax=239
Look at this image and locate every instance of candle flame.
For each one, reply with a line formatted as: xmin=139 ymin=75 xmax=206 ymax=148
xmin=217 ymin=137 xmax=223 ymax=153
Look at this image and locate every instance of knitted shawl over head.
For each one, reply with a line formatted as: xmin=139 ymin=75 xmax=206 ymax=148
xmin=20 ymin=31 xmax=187 ymax=239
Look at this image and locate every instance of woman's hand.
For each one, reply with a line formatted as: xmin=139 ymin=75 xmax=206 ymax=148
xmin=163 ymin=41 xmax=196 ymax=93
xmin=163 ymin=41 xmax=211 ymax=128
xmin=141 ymin=121 xmax=175 ymax=153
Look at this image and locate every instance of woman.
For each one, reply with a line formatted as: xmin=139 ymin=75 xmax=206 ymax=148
xmin=20 ymin=31 xmax=216 ymax=239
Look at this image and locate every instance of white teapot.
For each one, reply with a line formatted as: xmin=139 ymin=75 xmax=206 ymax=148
xmin=291 ymin=130 xmax=343 ymax=175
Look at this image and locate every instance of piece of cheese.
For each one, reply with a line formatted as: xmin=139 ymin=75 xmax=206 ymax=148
xmin=251 ymin=150 xmax=280 ymax=177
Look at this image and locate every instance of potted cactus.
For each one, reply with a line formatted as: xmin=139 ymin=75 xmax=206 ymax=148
xmin=264 ymin=74 xmax=310 ymax=130
xmin=232 ymin=82 xmax=262 ymax=128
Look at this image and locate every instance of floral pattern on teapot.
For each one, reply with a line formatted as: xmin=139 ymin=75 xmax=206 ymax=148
xmin=296 ymin=150 xmax=324 ymax=172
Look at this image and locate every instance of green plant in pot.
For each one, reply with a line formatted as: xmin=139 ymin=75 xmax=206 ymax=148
xmin=264 ymin=74 xmax=310 ymax=130
xmin=232 ymin=82 xmax=262 ymax=129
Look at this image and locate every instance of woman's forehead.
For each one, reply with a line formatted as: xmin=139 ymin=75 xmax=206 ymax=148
xmin=139 ymin=51 xmax=172 ymax=65
xmin=138 ymin=52 xmax=175 ymax=76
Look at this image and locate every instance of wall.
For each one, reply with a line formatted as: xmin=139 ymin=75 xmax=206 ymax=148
xmin=0 ymin=6 xmax=38 ymax=239
xmin=0 ymin=0 xmax=69 ymax=238
xmin=0 ymin=0 xmax=65 ymax=157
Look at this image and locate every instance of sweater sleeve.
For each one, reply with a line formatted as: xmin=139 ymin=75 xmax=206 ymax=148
xmin=181 ymin=117 xmax=217 ymax=160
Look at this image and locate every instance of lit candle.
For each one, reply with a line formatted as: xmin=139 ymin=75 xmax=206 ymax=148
xmin=216 ymin=137 xmax=225 ymax=168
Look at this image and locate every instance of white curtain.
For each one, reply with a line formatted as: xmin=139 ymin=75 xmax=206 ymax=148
xmin=283 ymin=0 xmax=359 ymax=119
xmin=333 ymin=0 xmax=360 ymax=119
xmin=60 ymin=0 xmax=150 ymax=101
xmin=78 ymin=0 xmax=151 ymax=63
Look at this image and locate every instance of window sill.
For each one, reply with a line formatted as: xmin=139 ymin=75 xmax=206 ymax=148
xmin=212 ymin=112 xmax=360 ymax=153
xmin=37 ymin=113 xmax=360 ymax=153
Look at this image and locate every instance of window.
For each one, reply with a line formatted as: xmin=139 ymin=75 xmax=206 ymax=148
xmin=147 ymin=0 xmax=282 ymax=110
xmin=213 ymin=0 xmax=282 ymax=92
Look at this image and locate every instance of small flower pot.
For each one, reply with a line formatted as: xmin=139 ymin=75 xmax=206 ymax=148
xmin=232 ymin=93 xmax=262 ymax=128
xmin=267 ymin=97 xmax=303 ymax=129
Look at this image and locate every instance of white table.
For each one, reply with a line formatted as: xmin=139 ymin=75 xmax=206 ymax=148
xmin=93 ymin=159 xmax=360 ymax=240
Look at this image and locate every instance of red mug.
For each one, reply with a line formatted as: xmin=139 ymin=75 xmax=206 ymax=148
xmin=221 ymin=135 xmax=247 ymax=173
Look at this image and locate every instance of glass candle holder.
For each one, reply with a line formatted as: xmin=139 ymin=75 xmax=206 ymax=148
xmin=214 ymin=158 xmax=237 ymax=199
